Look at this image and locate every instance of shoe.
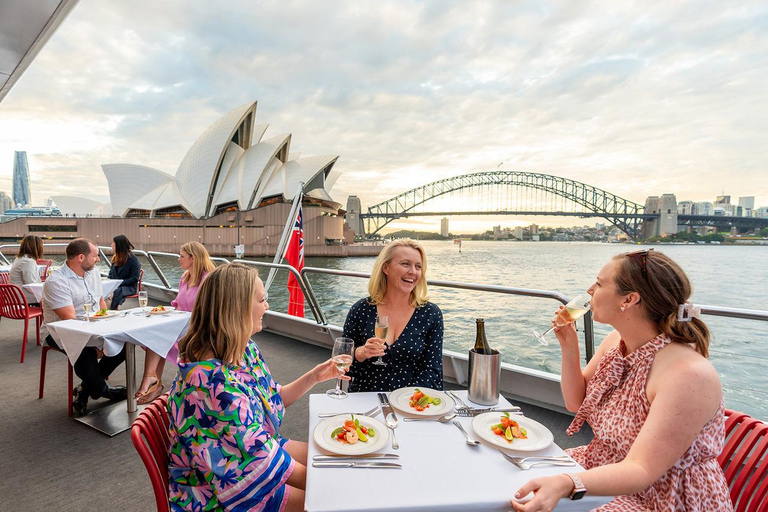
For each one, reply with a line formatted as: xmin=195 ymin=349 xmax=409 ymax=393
xmin=73 ymin=385 xmax=89 ymax=415
xmin=135 ymin=373 xmax=160 ymax=399
xmin=137 ymin=380 xmax=164 ymax=405
xmin=101 ymin=385 xmax=127 ymax=402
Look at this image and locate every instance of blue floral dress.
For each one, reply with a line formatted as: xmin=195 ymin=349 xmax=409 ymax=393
xmin=167 ymin=341 xmax=294 ymax=511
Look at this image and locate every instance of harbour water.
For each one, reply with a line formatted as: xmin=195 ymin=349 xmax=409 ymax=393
xmin=102 ymin=241 xmax=766 ymax=419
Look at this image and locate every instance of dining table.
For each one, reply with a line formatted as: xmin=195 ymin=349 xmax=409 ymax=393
xmin=23 ymin=278 xmax=123 ymax=303
xmin=45 ymin=308 xmax=190 ymax=436
xmin=306 ymin=390 xmax=612 ymax=512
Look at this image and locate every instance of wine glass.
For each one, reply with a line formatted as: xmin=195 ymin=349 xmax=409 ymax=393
xmin=326 ymin=337 xmax=354 ymax=399
xmin=83 ymin=293 xmax=94 ymax=322
xmin=138 ymin=290 xmax=148 ymax=311
xmin=532 ymin=293 xmax=592 ymax=346
xmin=372 ymin=315 xmax=389 ymax=366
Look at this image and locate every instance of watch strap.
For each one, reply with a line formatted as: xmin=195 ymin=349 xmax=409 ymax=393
xmin=566 ymin=473 xmax=587 ymax=500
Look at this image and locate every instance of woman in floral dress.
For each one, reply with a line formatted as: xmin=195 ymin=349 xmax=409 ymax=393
xmin=167 ymin=263 xmax=348 ymax=511
xmin=511 ymin=250 xmax=731 ymax=511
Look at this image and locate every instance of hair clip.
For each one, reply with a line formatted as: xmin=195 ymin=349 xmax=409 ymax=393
xmin=677 ymin=304 xmax=701 ymax=322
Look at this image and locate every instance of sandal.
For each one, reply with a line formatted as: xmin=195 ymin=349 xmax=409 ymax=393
xmin=135 ymin=373 xmax=160 ymax=399
xmin=137 ymin=379 xmax=164 ymax=405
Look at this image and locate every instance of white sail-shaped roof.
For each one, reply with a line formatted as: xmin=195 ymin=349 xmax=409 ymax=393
xmin=210 ymin=142 xmax=246 ymax=209
xmin=175 ymin=102 xmax=256 ymax=218
xmin=102 ymin=164 xmax=174 ymax=217
xmin=261 ymin=155 xmax=339 ymax=201
xmin=237 ymin=134 xmax=291 ymax=208
xmin=51 ymin=196 xmax=112 ymax=217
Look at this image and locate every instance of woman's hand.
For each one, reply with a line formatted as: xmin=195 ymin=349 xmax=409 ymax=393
xmin=312 ymin=358 xmax=351 ymax=384
xmin=552 ymin=306 xmax=579 ymax=348
xmin=354 ymin=337 xmax=386 ymax=362
xmin=510 ymin=474 xmax=573 ymax=512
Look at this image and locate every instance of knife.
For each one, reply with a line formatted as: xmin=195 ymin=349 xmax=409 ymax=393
xmin=377 ymin=392 xmax=398 ymax=423
xmin=313 ymin=454 xmax=399 ymax=461
xmin=460 ymin=407 xmax=524 ymax=416
xmin=313 ymin=461 xmax=402 ymax=469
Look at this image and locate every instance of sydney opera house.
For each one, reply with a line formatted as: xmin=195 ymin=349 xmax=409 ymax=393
xmin=0 ymin=101 xmax=361 ymax=256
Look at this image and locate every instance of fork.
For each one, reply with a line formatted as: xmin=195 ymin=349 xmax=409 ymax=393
xmin=455 ymin=409 xmax=524 ymax=417
xmin=499 ymin=451 xmax=575 ymax=470
xmin=318 ymin=406 xmax=381 ymax=418
xmin=446 ymin=390 xmax=469 ymax=409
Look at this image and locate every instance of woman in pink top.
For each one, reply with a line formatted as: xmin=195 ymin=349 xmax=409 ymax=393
xmin=511 ymin=250 xmax=731 ymax=511
xmin=136 ymin=241 xmax=216 ymax=404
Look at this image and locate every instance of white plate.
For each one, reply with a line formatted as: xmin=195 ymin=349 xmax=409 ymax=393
xmin=388 ymin=387 xmax=454 ymax=417
xmin=148 ymin=306 xmax=176 ymax=315
xmin=313 ymin=414 xmax=389 ymax=455
xmin=471 ymin=413 xmax=554 ymax=451
xmin=88 ymin=310 xmax=120 ymax=320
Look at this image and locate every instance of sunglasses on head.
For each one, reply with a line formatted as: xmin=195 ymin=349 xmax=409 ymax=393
xmin=626 ymin=248 xmax=654 ymax=279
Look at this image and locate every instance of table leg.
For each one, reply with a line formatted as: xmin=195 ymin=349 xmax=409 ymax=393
xmin=126 ymin=344 xmax=137 ymax=413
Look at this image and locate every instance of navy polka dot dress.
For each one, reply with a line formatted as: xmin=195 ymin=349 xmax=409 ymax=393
xmin=342 ymin=298 xmax=444 ymax=392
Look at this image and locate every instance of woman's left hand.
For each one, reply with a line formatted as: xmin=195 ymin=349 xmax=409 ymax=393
xmin=510 ymin=475 xmax=573 ymax=512
xmin=313 ymin=358 xmax=351 ymax=384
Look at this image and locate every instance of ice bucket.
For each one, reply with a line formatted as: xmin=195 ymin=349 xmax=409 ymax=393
xmin=467 ymin=348 xmax=501 ymax=406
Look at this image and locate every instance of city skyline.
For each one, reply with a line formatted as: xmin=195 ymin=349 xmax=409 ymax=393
xmin=1 ymin=1 xmax=767 ymax=233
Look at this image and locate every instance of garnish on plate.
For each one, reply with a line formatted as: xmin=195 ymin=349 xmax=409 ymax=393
xmin=150 ymin=305 xmax=166 ymax=313
xmin=94 ymin=308 xmax=109 ymax=317
xmin=491 ymin=412 xmax=527 ymax=444
xmin=408 ymin=388 xmax=442 ymax=411
xmin=330 ymin=414 xmax=376 ymax=444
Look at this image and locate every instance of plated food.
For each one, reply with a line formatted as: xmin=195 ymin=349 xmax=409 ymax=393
xmin=313 ymin=414 xmax=388 ymax=455
xmin=471 ymin=412 xmax=553 ymax=451
xmin=89 ymin=309 xmax=120 ymax=320
xmin=388 ymin=387 xmax=453 ymax=416
xmin=149 ymin=305 xmax=175 ymax=315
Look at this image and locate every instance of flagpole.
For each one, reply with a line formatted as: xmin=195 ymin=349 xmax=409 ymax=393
xmin=264 ymin=181 xmax=304 ymax=293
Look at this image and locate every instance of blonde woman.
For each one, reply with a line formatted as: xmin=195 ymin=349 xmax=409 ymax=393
xmin=135 ymin=241 xmax=215 ymax=404
xmin=342 ymin=239 xmax=444 ymax=392
xmin=167 ymin=263 xmax=346 ymax=511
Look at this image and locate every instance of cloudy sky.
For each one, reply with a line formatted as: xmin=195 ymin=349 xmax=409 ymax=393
xmin=1 ymin=0 xmax=767 ymax=233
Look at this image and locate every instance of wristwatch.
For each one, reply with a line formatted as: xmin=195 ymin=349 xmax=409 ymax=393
xmin=566 ymin=473 xmax=587 ymax=500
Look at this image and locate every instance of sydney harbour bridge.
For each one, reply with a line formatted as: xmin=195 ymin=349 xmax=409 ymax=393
xmin=359 ymin=171 xmax=767 ymax=239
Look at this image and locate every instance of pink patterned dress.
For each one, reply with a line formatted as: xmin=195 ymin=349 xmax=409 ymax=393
xmin=566 ymin=334 xmax=732 ymax=511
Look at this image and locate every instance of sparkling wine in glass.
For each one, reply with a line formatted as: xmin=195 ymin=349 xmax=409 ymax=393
xmin=532 ymin=293 xmax=591 ymax=346
xmin=138 ymin=291 xmax=148 ymax=309
xmin=83 ymin=293 xmax=94 ymax=322
xmin=327 ymin=337 xmax=354 ymax=399
xmin=372 ymin=315 xmax=389 ymax=366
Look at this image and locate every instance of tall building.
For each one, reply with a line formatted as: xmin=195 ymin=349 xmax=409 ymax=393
xmin=0 ymin=191 xmax=13 ymax=213
xmin=694 ymin=202 xmax=713 ymax=215
xmin=738 ymin=196 xmax=755 ymax=217
xmin=12 ymin=151 xmax=31 ymax=207
xmin=345 ymin=195 xmax=365 ymax=235
xmin=513 ymin=226 xmax=524 ymax=240
xmin=715 ymin=195 xmax=731 ymax=205
xmin=677 ymin=201 xmax=694 ymax=215
xmin=642 ymin=194 xmax=678 ymax=237
xmin=440 ymin=217 xmax=449 ymax=237
xmin=530 ymin=223 xmax=539 ymax=235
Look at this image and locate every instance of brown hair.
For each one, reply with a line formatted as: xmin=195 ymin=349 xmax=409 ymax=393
xmin=613 ymin=251 xmax=710 ymax=357
xmin=111 ymin=234 xmax=134 ymax=267
xmin=180 ymin=241 xmax=216 ymax=287
xmin=66 ymin=238 xmax=96 ymax=260
xmin=17 ymin=235 xmax=44 ymax=260
xmin=178 ymin=263 xmax=258 ymax=366
xmin=368 ymin=239 xmax=429 ymax=307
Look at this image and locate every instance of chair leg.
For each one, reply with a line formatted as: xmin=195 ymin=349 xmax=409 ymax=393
xmin=39 ymin=345 xmax=49 ymax=399
xmin=21 ymin=319 xmax=29 ymax=363
xmin=36 ymin=317 xmax=41 ymax=346
xmin=68 ymin=364 xmax=74 ymax=417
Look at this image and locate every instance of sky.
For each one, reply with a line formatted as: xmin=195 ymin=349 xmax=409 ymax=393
xmin=1 ymin=0 xmax=767 ymax=233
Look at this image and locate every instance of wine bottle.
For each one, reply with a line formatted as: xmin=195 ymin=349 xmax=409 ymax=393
xmin=473 ymin=318 xmax=493 ymax=355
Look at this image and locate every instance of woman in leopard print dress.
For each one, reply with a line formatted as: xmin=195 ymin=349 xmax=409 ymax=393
xmin=512 ymin=250 xmax=731 ymax=511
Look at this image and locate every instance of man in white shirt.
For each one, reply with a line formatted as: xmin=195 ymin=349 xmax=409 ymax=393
xmin=43 ymin=238 xmax=127 ymax=415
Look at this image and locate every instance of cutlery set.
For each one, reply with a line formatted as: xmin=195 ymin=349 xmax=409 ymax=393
xmin=377 ymin=392 xmax=400 ymax=450
xmin=313 ymin=453 xmax=401 ymax=469
xmin=498 ymin=450 xmax=576 ymax=470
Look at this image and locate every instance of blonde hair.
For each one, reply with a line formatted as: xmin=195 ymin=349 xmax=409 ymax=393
xmin=368 ymin=239 xmax=429 ymax=307
xmin=178 ymin=263 xmax=258 ymax=366
xmin=180 ymin=241 xmax=216 ymax=287
xmin=612 ymin=251 xmax=710 ymax=357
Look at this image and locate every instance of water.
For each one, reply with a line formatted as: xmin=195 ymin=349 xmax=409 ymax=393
xmin=92 ymin=241 xmax=767 ymax=418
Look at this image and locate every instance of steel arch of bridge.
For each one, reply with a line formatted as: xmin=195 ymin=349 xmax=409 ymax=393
xmin=362 ymin=171 xmax=648 ymax=238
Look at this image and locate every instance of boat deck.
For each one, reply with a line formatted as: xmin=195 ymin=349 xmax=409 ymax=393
xmin=0 ymin=308 xmax=592 ymax=511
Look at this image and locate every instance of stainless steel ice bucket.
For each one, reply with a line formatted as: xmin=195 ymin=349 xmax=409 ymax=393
xmin=467 ymin=349 xmax=501 ymax=405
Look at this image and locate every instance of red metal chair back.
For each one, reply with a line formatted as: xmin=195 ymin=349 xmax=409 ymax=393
xmin=0 ymin=283 xmax=31 ymax=320
xmin=0 ymin=272 xmax=8 ymax=284
xmin=36 ymin=259 xmax=53 ymax=281
xmin=719 ymin=410 xmax=768 ymax=511
xmin=131 ymin=393 xmax=170 ymax=512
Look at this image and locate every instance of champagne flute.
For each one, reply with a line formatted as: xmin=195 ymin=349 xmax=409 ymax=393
xmin=372 ymin=315 xmax=389 ymax=366
xmin=138 ymin=290 xmax=148 ymax=311
xmin=327 ymin=337 xmax=354 ymax=399
xmin=532 ymin=293 xmax=592 ymax=346
xmin=83 ymin=293 xmax=94 ymax=322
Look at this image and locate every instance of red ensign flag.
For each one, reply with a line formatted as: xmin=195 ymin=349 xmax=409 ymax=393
xmin=284 ymin=206 xmax=305 ymax=317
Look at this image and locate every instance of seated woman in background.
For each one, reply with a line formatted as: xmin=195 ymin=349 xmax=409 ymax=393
xmin=343 ymin=239 xmax=443 ymax=392
xmin=167 ymin=263 xmax=346 ymax=511
xmin=511 ymin=250 xmax=731 ymax=511
xmin=9 ymin=235 xmax=44 ymax=306
xmin=135 ymin=241 xmax=214 ymax=404
xmin=107 ymin=234 xmax=141 ymax=310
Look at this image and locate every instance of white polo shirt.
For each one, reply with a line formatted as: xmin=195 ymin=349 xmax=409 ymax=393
xmin=42 ymin=262 xmax=104 ymax=340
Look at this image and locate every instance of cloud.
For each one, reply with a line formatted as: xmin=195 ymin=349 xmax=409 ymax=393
xmin=1 ymin=0 xmax=767 ymax=231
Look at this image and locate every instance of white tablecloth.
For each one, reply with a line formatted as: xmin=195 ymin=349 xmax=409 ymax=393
xmin=23 ymin=278 xmax=123 ymax=303
xmin=306 ymin=390 xmax=612 ymax=512
xmin=46 ymin=310 xmax=191 ymax=365
xmin=0 ymin=264 xmax=46 ymax=274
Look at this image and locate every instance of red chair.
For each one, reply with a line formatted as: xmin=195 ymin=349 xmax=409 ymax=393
xmin=124 ymin=269 xmax=144 ymax=302
xmin=719 ymin=409 xmax=768 ymax=511
xmin=131 ymin=393 xmax=170 ymax=512
xmin=39 ymin=344 xmax=74 ymax=416
xmin=0 ymin=272 xmax=8 ymax=284
xmin=36 ymin=259 xmax=53 ymax=282
xmin=0 ymin=283 xmax=44 ymax=363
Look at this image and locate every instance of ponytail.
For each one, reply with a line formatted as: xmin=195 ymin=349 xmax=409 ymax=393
xmin=658 ymin=310 xmax=710 ymax=357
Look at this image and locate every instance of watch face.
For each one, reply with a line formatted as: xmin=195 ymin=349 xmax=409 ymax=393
xmin=570 ymin=489 xmax=587 ymax=500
